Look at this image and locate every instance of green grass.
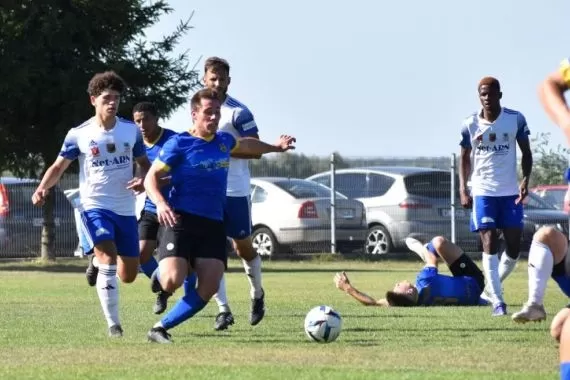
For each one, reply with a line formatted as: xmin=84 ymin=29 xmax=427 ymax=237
xmin=0 ymin=258 xmax=565 ymax=379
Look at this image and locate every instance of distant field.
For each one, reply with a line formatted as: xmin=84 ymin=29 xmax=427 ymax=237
xmin=0 ymin=258 xmax=564 ymax=379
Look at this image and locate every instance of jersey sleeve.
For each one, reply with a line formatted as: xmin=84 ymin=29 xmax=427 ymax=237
xmin=459 ymin=125 xmax=471 ymax=149
xmin=155 ymin=136 xmax=181 ymax=172
xmin=59 ymin=129 xmax=80 ymax=160
xmin=415 ymin=266 xmax=439 ymax=288
xmin=516 ymin=113 xmax=530 ymax=140
xmin=560 ymin=58 xmax=570 ymax=87
xmin=133 ymin=128 xmax=146 ymax=158
xmin=233 ymin=107 xmax=259 ymax=137
xmin=219 ymin=132 xmax=239 ymax=153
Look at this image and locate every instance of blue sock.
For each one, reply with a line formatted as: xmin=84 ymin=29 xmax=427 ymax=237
xmin=161 ymin=288 xmax=207 ymax=330
xmin=140 ymin=257 xmax=159 ymax=279
xmin=184 ymin=273 xmax=197 ymax=295
xmin=561 ymin=362 xmax=570 ymax=380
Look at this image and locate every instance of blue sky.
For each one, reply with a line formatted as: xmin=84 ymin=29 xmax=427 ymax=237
xmin=146 ymin=0 xmax=570 ymax=158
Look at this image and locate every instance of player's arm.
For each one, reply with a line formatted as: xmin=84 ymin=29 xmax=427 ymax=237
xmin=458 ymin=125 xmax=472 ymax=207
xmin=127 ymin=129 xmax=151 ymax=193
xmin=334 ymin=272 xmax=388 ymax=307
xmin=144 ymin=162 xmax=170 ymax=207
xmin=230 ymin=108 xmax=262 ymax=159
xmin=539 ymin=59 xmax=570 ymax=143
xmin=232 ymin=135 xmax=296 ymax=156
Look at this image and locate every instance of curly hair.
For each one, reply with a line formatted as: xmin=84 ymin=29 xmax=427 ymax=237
xmin=87 ymin=71 xmax=126 ymax=97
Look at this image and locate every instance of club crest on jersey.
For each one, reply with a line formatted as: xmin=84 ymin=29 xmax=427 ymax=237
xmin=219 ymin=143 xmax=227 ymax=153
xmin=89 ymin=140 xmax=100 ymax=157
xmin=503 ymin=133 xmax=509 ymax=142
xmin=106 ymin=142 xmax=116 ymax=153
xmin=489 ymin=133 xmax=496 ymax=142
xmin=123 ymin=142 xmax=130 ymax=152
xmin=475 ymin=134 xmax=483 ymax=142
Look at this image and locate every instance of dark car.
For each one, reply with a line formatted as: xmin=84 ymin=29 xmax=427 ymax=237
xmin=0 ymin=177 xmax=78 ymax=258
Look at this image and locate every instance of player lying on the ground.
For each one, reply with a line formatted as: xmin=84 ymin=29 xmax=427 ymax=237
xmin=334 ymin=236 xmax=487 ymax=307
xmin=512 ymin=226 xmax=570 ymax=323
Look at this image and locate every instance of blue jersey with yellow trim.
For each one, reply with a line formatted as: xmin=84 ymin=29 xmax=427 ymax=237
xmin=156 ymin=131 xmax=237 ymax=221
xmin=416 ymin=267 xmax=480 ymax=306
xmin=143 ymin=127 xmax=176 ymax=214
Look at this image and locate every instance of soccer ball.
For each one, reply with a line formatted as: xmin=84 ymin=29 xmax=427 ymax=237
xmin=304 ymin=305 xmax=342 ymax=343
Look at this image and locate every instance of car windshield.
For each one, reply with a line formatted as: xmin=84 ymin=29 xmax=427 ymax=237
xmin=524 ymin=192 xmax=557 ymax=210
xmin=273 ymin=179 xmax=347 ymax=199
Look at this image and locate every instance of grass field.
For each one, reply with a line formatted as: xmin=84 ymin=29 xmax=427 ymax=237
xmin=0 ymin=256 xmax=566 ymax=380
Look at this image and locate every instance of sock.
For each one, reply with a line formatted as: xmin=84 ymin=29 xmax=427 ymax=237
xmin=527 ymin=241 xmax=554 ymax=305
xmin=183 ymin=273 xmax=197 ymax=295
xmin=160 ymin=288 xmax=207 ymax=330
xmin=498 ymin=252 xmax=518 ymax=282
xmin=213 ymin=275 xmax=231 ymax=313
xmin=243 ymin=255 xmax=263 ymax=299
xmin=140 ymin=256 xmax=158 ymax=279
xmin=96 ymin=264 xmax=120 ymax=328
xmin=482 ymin=253 xmax=504 ymax=305
xmin=92 ymin=255 xmax=100 ymax=268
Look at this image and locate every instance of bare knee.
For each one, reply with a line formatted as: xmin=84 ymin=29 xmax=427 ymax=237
xmin=551 ymin=308 xmax=570 ymax=342
xmin=533 ymin=226 xmax=568 ymax=261
xmin=430 ymin=236 xmax=447 ymax=251
xmin=118 ymin=271 xmax=137 ymax=284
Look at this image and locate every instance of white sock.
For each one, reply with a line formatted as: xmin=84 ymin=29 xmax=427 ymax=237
xmin=153 ymin=321 xmax=164 ymax=329
xmin=243 ymin=255 xmax=263 ymax=299
xmin=96 ymin=264 xmax=120 ymax=328
xmin=527 ymin=241 xmax=554 ymax=305
xmin=213 ymin=275 xmax=231 ymax=313
xmin=499 ymin=252 xmax=518 ymax=282
xmin=482 ymin=253 xmax=504 ymax=305
xmin=92 ymin=255 xmax=99 ymax=268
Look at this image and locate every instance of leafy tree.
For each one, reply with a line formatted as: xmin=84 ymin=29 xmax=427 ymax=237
xmin=529 ymin=133 xmax=569 ymax=187
xmin=0 ymin=0 xmax=200 ymax=260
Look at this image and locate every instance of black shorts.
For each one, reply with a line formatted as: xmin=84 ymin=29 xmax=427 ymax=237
xmin=449 ymin=253 xmax=485 ymax=291
xmin=158 ymin=211 xmax=227 ymax=267
xmin=138 ymin=210 xmax=161 ymax=241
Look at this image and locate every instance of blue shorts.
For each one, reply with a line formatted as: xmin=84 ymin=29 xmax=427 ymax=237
xmin=470 ymin=195 xmax=523 ymax=232
xmin=224 ymin=196 xmax=252 ymax=240
xmin=80 ymin=208 xmax=139 ymax=257
xmin=561 ymin=362 xmax=570 ymax=380
xmin=553 ymin=276 xmax=570 ymax=298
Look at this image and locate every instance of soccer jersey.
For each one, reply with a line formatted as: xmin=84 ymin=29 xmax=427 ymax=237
xmin=143 ymin=127 xmax=176 ymax=214
xmin=218 ymin=95 xmax=259 ymax=197
xmin=59 ymin=117 xmax=146 ymax=216
xmin=415 ymin=267 xmax=481 ymax=306
xmin=460 ymin=108 xmax=530 ymax=197
xmin=155 ymin=131 xmax=238 ymax=221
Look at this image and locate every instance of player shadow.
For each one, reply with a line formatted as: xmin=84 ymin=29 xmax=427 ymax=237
xmin=0 ymin=262 xmax=87 ymax=273
xmin=227 ymin=267 xmax=414 ymax=274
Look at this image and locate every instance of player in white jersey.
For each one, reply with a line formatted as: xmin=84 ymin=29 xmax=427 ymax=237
xmin=31 ymin=71 xmax=151 ymax=337
xmin=202 ymin=57 xmax=265 ymax=330
xmin=459 ymin=77 xmax=533 ymax=317
xmin=538 ymin=56 xmax=570 ymax=380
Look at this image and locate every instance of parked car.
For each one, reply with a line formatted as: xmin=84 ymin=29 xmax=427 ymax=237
xmin=250 ymin=177 xmax=367 ymax=257
xmin=530 ymin=184 xmax=570 ymax=213
xmin=518 ymin=192 xmax=569 ymax=250
xmin=307 ymin=166 xmax=477 ymax=254
xmin=0 ymin=177 xmax=78 ymax=258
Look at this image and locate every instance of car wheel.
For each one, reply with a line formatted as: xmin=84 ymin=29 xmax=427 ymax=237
xmin=364 ymin=225 xmax=393 ymax=255
xmin=252 ymin=227 xmax=279 ymax=257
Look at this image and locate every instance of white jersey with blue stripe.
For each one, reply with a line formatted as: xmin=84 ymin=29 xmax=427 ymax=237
xmin=218 ymin=95 xmax=259 ymax=197
xmin=59 ymin=117 xmax=146 ymax=216
xmin=459 ymin=108 xmax=530 ymax=197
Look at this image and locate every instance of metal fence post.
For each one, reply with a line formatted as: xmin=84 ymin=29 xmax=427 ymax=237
xmin=450 ymin=153 xmax=457 ymax=244
xmin=330 ymin=152 xmax=337 ymax=254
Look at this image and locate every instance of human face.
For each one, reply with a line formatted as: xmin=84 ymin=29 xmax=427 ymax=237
xmin=133 ymin=111 xmax=159 ymax=141
xmin=191 ymin=98 xmax=221 ymax=136
xmin=478 ymin=85 xmax=501 ymax=112
xmin=203 ymin=68 xmax=230 ymax=99
xmin=91 ymin=89 xmax=120 ymax=119
xmin=393 ymin=280 xmax=415 ymax=294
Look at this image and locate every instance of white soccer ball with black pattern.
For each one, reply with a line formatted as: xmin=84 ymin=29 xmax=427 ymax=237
xmin=304 ymin=305 xmax=342 ymax=343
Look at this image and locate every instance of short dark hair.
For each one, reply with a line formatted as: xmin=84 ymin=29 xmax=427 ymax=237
xmin=87 ymin=71 xmax=126 ymax=97
xmin=204 ymin=56 xmax=230 ymax=75
xmin=133 ymin=101 xmax=158 ymax=117
xmin=385 ymin=291 xmax=417 ymax=307
xmin=190 ymin=88 xmax=219 ymax=111
xmin=478 ymin=76 xmax=501 ymax=92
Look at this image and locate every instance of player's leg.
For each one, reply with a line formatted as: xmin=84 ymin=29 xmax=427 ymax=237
xmin=227 ymin=196 xmax=265 ymax=326
xmin=552 ymin=307 xmax=570 ymax=342
xmin=513 ymin=226 xmax=568 ymax=323
xmin=472 ymin=196 xmax=505 ymax=315
xmin=498 ymin=195 xmax=524 ymax=283
xmin=213 ymin=273 xmax=234 ymax=330
xmin=560 ymin=315 xmax=570 ymax=379
xmin=148 ymin=215 xmax=225 ymax=343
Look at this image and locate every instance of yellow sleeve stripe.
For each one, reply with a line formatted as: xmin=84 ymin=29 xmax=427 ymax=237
xmin=560 ymin=59 xmax=570 ymax=87
xmin=230 ymin=139 xmax=240 ymax=153
xmin=154 ymin=159 xmax=171 ymax=173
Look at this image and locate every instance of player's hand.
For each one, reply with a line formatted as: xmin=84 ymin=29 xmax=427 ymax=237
xmin=126 ymin=177 xmax=145 ymax=195
xmin=460 ymin=190 xmax=472 ymax=209
xmin=31 ymin=188 xmax=48 ymax=206
xmin=274 ymin=135 xmax=296 ymax=152
xmin=156 ymin=201 xmax=178 ymax=228
xmin=515 ymin=180 xmax=529 ymax=205
xmin=334 ymin=271 xmax=351 ymax=291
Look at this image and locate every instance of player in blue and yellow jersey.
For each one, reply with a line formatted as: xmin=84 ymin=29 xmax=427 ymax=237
xmin=132 ymin=102 xmax=176 ymax=314
xmin=144 ymin=88 xmax=295 ymax=343
xmin=334 ymin=236 xmax=486 ymax=307
xmin=538 ymin=57 xmax=570 ymax=380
